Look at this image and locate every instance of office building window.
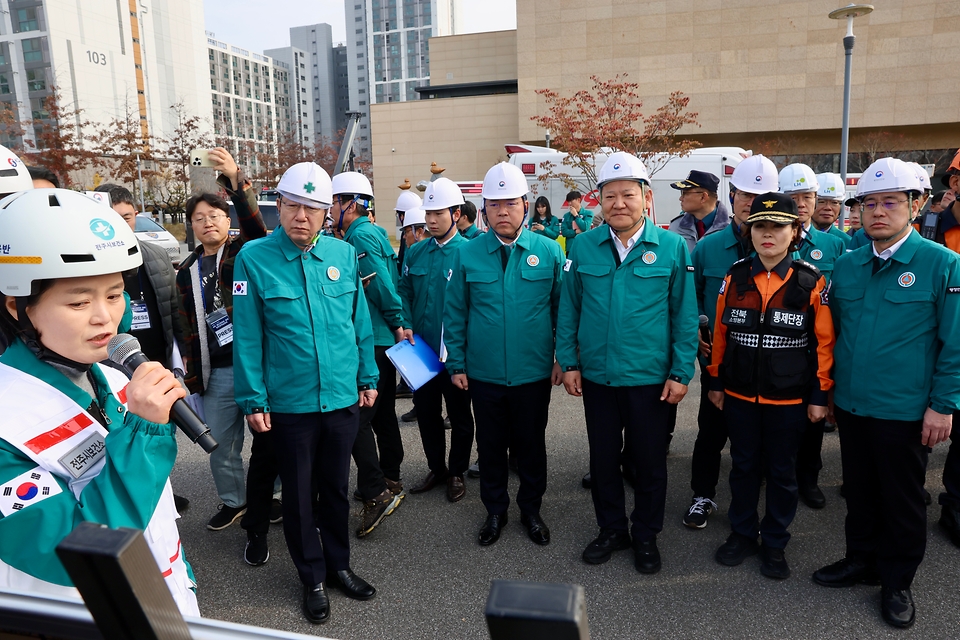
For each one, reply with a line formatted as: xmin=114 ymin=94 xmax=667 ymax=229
xmin=16 ymin=8 xmax=39 ymax=32
xmin=26 ymin=68 xmax=46 ymax=92
xmin=22 ymin=39 xmax=43 ymax=63
xmin=0 ymin=74 xmax=9 ymax=95
xmin=31 ymin=97 xmax=49 ymax=120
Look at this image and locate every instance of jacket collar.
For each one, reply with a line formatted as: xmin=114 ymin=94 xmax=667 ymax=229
xmin=751 ymin=254 xmax=792 ymax=279
xmin=0 ymin=339 xmax=95 ymax=409
xmin=853 ymin=227 xmax=921 ymax=266
xmin=342 ymin=216 xmax=371 ymax=243
xmin=276 ymin=226 xmax=324 ymax=262
xmin=483 ymin=226 xmax=531 ymax=254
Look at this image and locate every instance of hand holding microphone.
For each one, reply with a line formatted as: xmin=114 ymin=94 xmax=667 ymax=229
xmin=698 ymin=314 xmax=713 ymax=359
xmin=108 ymin=334 xmax=219 ymax=453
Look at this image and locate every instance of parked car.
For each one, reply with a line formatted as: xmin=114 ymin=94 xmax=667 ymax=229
xmin=227 ymin=200 xmax=280 ymax=238
xmin=134 ymin=215 xmax=181 ymax=265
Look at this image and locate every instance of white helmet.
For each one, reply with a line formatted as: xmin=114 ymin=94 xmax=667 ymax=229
xmin=908 ymin=162 xmax=932 ymax=192
xmin=423 ymin=178 xmax=465 ymax=210
xmin=481 ymin=162 xmax=528 ymax=200
xmin=779 ymin=163 xmax=819 ymax=194
xmin=396 ymin=190 xmax=422 ymax=213
xmin=730 ymin=155 xmax=779 ymax=193
xmin=857 ymin=158 xmax=922 ymax=199
xmin=400 ymin=206 xmax=426 ymax=229
xmin=816 ymin=173 xmax=846 ymax=201
xmin=0 ymin=189 xmax=142 ymax=296
xmin=331 ymin=171 xmax=374 ymax=200
xmin=0 ymin=145 xmax=32 ymax=196
xmin=276 ymin=162 xmax=333 ymax=208
xmin=597 ymin=151 xmax=650 ymax=190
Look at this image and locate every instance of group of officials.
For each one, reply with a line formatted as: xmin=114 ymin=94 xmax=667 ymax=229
xmin=1 ymin=140 xmax=959 ymax=632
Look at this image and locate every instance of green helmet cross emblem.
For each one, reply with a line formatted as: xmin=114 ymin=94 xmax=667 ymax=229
xmin=304 ymin=182 xmax=315 ymax=194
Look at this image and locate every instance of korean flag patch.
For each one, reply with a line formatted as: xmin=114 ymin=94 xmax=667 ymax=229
xmin=233 ymin=281 xmax=248 ymax=296
xmin=563 ymin=259 xmax=572 ymax=272
xmin=0 ymin=467 xmax=62 ymax=517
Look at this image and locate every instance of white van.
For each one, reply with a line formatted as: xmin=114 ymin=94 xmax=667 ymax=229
xmin=506 ymin=144 xmax=753 ymax=227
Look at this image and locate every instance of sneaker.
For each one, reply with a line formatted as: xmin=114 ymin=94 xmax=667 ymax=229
xmin=683 ymin=496 xmax=717 ymax=529
xmin=269 ymin=498 xmax=283 ymax=524
xmin=400 ymin=407 xmax=417 ymax=423
xmin=759 ymin=545 xmax=790 ymax=579
xmin=467 ymin=461 xmax=480 ymax=479
xmin=244 ymin=532 xmax=269 ymax=566
xmin=207 ymin=503 xmax=246 ymax=531
xmin=356 ymin=490 xmax=402 ymax=538
xmin=385 ymin=478 xmax=406 ymax=498
xmin=582 ymin=529 xmax=632 ymax=565
xmin=715 ymin=532 xmax=760 ymax=566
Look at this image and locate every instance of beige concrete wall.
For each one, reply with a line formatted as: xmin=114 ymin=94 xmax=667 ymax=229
xmin=370 ymin=93 xmax=519 ymax=237
xmin=517 ymin=0 xmax=960 ymax=141
xmin=429 ymin=30 xmax=518 ymax=86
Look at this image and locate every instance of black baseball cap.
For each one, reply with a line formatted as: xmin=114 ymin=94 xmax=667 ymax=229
xmin=670 ymin=170 xmax=719 ymax=193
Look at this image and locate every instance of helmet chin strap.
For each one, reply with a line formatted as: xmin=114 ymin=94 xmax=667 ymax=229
xmin=334 ymin=196 xmax=360 ymax=232
xmin=15 ymin=297 xmax=91 ymax=371
xmin=483 ymin=199 xmax=528 ymax=243
xmin=436 ymin=207 xmax=458 ymax=241
xmin=862 ymin=195 xmax=916 ymax=244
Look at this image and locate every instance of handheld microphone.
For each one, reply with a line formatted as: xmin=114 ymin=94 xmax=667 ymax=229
xmin=699 ymin=314 xmax=712 ymax=345
xmin=107 ymin=334 xmax=218 ymax=453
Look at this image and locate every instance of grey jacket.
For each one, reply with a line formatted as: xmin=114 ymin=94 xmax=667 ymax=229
xmin=667 ymin=202 xmax=732 ymax=254
xmin=138 ymin=238 xmax=181 ymax=364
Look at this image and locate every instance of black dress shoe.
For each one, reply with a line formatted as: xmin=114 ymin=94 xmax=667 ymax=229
xmin=327 ymin=569 xmax=376 ymax=601
xmin=581 ymin=471 xmax=592 ymax=489
xmin=799 ymin=484 xmax=826 ymax=509
xmin=302 ymin=583 xmax=330 ymax=624
xmin=715 ymin=532 xmax=760 ymax=566
xmin=812 ymin=557 xmax=880 ymax=588
xmin=582 ymin=529 xmax=631 ymax=564
xmin=759 ymin=545 xmax=790 ymax=579
xmin=881 ymin=587 xmax=915 ymax=629
xmin=478 ymin=513 xmax=507 ymax=546
xmin=173 ymin=494 xmax=190 ymax=512
xmin=410 ymin=470 xmax=448 ymax=493
xmin=520 ymin=513 xmax=551 ymax=546
xmin=633 ymin=538 xmax=661 ymax=574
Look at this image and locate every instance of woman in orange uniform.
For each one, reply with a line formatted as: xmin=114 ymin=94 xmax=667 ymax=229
xmin=707 ymin=192 xmax=835 ymax=580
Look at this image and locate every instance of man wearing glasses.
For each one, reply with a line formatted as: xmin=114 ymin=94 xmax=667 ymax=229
xmin=812 ymin=173 xmax=852 ymax=248
xmin=682 ymin=155 xmax=780 ymax=530
xmin=233 ymin=162 xmax=379 ymax=624
xmin=668 ymin=170 xmax=730 ymax=254
xmin=814 ymin=157 xmax=960 ymax=629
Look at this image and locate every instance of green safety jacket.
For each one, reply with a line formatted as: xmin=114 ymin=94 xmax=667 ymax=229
xmin=531 ymin=215 xmax=561 ymax=240
xmin=398 ymin=232 xmax=465 ymax=358
xmin=343 ymin=217 xmax=406 ymax=346
xmin=561 ymin=209 xmax=594 ymax=254
xmin=798 ymin=225 xmax=847 ymax=284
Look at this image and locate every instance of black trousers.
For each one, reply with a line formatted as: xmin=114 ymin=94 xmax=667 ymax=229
xmin=582 ymin=380 xmax=671 ymax=542
xmin=371 ymin=346 xmax=404 ymax=482
xmin=241 ymin=428 xmax=279 ymax=536
xmin=690 ymin=371 xmax=728 ymax=500
xmin=471 ymin=378 xmax=551 ymax=517
xmin=836 ymin=407 xmax=927 ymax=590
xmin=795 ymin=416 xmax=825 ymax=487
xmin=353 ymin=364 xmax=387 ymax=500
xmin=272 ymin=407 xmax=359 ymax=587
xmin=724 ymin=396 xmax=806 ymax=548
xmin=940 ymin=412 xmax=960 ymax=509
xmin=413 ymin=368 xmax=474 ymax=477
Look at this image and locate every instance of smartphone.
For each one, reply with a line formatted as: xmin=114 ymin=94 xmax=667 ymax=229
xmin=189 ymin=148 xmax=216 ymax=168
xmin=362 ymin=272 xmax=377 ymax=283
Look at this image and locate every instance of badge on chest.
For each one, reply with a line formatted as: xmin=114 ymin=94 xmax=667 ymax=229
xmin=721 ymin=306 xmax=758 ymax=328
xmin=769 ymin=309 xmax=807 ymax=330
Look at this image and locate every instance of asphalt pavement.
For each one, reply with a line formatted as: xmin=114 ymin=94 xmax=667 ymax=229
xmin=171 ymin=371 xmax=960 ymax=639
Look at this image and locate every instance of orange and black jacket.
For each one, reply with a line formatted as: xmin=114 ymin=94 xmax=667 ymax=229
xmin=707 ymin=256 xmax=835 ymax=406
xmin=914 ymin=205 xmax=960 ymax=253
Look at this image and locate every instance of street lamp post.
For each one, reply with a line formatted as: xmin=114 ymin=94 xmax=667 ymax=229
xmin=828 ymin=4 xmax=873 ymax=188
xmin=134 ymin=151 xmax=146 ymax=213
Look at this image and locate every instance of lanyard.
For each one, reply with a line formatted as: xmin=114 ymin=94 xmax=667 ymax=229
xmin=196 ymin=244 xmax=226 ymax=313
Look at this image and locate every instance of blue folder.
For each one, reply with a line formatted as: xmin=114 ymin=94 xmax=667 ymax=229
xmin=385 ymin=335 xmax=444 ymax=391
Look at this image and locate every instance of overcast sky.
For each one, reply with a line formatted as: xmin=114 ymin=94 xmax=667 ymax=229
xmin=203 ymin=0 xmax=517 ymax=52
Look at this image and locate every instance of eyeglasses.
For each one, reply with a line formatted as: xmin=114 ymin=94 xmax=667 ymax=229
xmin=280 ymin=200 xmax=325 ymax=215
xmin=816 ymin=199 xmax=841 ymax=208
xmin=861 ymin=199 xmax=908 ymax=213
xmin=191 ymin=213 xmax=227 ymax=224
xmin=734 ymin=190 xmax=757 ymax=201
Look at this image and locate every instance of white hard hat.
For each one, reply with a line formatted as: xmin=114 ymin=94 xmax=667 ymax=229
xmin=0 ymin=189 xmax=143 ymax=296
xmin=730 ymin=155 xmax=779 ymax=193
xmin=423 ymin=178 xmax=465 ymax=211
xmin=857 ymin=158 xmax=922 ymax=199
xmin=400 ymin=206 xmax=426 ymax=229
xmin=331 ymin=171 xmax=374 ymax=199
xmin=276 ymin=162 xmax=333 ymax=208
xmin=816 ymin=173 xmax=846 ymax=201
xmin=908 ymin=162 xmax=932 ymax=192
xmin=0 ymin=145 xmax=33 ymax=196
xmin=481 ymin=162 xmax=528 ymax=200
xmin=597 ymin=151 xmax=650 ymax=190
xmin=396 ymin=190 xmax=422 ymax=212
xmin=779 ymin=163 xmax=819 ymax=194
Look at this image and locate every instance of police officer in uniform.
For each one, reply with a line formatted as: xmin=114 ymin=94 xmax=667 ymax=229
xmin=233 ymin=163 xmax=379 ymax=624
xmin=444 ymin=162 xmax=565 ymax=547
xmin=400 ymin=178 xmax=475 ymax=502
xmin=331 ymin=171 xmax=407 ymax=538
xmin=708 ymin=193 xmax=835 ymax=579
xmin=778 ymin=164 xmax=845 ymax=510
xmin=683 ymin=155 xmax=781 ymax=529
xmin=813 ymin=158 xmax=960 ymax=629
xmin=557 ymin=152 xmax=697 ymax=573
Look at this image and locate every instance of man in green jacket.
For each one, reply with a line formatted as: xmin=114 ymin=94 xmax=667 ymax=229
xmin=813 ymin=173 xmax=852 ymax=248
xmin=233 ymin=162 xmax=379 ymax=625
xmin=813 ymin=158 xmax=960 ymax=629
xmin=561 ymin=189 xmax=593 ymax=255
xmin=400 ymin=178 xmax=475 ymax=502
xmin=558 ymin=151 xmax=697 ymax=575
xmin=331 ymin=171 xmax=406 ymax=538
xmin=444 ymin=162 xmax=564 ymax=548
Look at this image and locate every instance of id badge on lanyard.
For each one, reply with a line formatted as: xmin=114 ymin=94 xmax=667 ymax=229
xmin=130 ymin=299 xmax=151 ymax=331
xmin=205 ymin=308 xmax=233 ymax=347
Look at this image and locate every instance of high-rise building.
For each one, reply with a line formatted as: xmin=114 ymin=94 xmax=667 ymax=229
xmin=288 ymin=24 xmax=338 ymax=145
xmin=263 ymin=45 xmax=314 ymax=148
xmin=344 ymin=0 xmax=462 ymax=160
xmin=207 ymin=36 xmax=293 ymax=174
xmin=0 ymin=0 xmax=211 ymax=150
